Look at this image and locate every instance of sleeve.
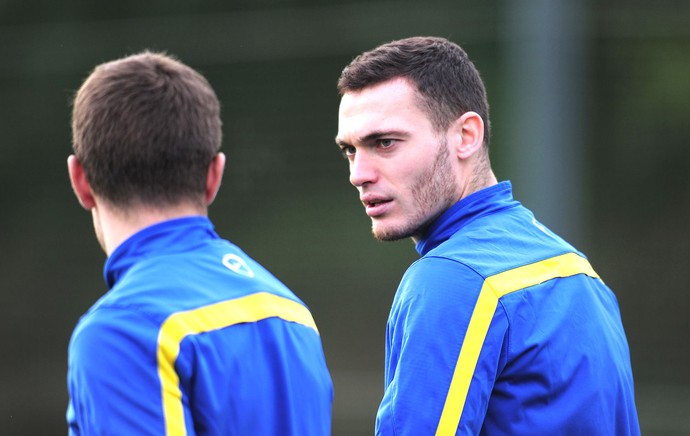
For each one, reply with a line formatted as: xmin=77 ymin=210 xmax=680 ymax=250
xmin=67 ymin=308 xmax=170 ymax=436
xmin=375 ymin=257 xmax=509 ymax=435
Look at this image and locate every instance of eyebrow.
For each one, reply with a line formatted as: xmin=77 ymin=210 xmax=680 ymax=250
xmin=335 ymin=129 xmax=409 ymax=147
xmin=334 ymin=136 xmax=348 ymax=147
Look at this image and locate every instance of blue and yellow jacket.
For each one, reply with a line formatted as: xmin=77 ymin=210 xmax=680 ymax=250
xmin=67 ymin=216 xmax=333 ymax=435
xmin=376 ymin=181 xmax=640 ymax=435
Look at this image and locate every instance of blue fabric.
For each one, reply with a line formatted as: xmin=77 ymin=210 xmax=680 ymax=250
xmin=376 ymin=181 xmax=640 ymax=435
xmin=67 ymin=216 xmax=333 ymax=435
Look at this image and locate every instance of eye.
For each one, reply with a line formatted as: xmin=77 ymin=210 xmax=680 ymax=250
xmin=340 ymin=145 xmax=356 ymax=159
xmin=378 ymin=139 xmax=396 ymax=148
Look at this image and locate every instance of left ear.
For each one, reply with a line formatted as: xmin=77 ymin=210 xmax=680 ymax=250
xmin=205 ymin=152 xmax=226 ymax=205
xmin=449 ymin=111 xmax=485 ymax=160
xmin=67 ymin=155 xmax=96 ymax=210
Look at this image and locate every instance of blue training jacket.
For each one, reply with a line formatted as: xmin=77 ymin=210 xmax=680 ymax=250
xmin=376 ymin=181 xmax=640 ymax=435
xmin=67 ymin=216 xmax=333 ymax=435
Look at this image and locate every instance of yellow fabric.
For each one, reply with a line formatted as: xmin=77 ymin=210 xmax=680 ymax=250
xmin=156 ymin=292 xmax=318 ymax=435
xmin=435 ymin=253 xmax=599 ymax=434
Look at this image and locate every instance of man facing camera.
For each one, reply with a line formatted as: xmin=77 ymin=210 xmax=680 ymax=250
xmin=335 ymin=36 xmax=640 ymax=435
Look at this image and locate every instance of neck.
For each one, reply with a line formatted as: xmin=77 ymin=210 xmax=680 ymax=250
xmin=454 ymin=153 xmax=498 ymax=204
xmin=459 ymin=146 xmax=498 ymax=200
xmin=93 ymin=201 xmax=206 ymax=256
xmin=465 ymin=169 xmax=498 ymax=199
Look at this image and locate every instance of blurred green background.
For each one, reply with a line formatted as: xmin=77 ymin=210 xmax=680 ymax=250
xmin=1 ymin=0 xmax=688 ymax=434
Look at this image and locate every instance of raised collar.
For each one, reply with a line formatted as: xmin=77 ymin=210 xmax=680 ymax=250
xmin=104 ymin=216 xmax=218 ymax=288
xmin=415 ymin=181 xmax=517 ymax=256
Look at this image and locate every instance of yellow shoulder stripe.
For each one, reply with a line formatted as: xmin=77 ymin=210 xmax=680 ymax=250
xmin=435 ymin=252 xmax=599 ymax=434
xmin=156 ymin=292 xmax=318 ymax=435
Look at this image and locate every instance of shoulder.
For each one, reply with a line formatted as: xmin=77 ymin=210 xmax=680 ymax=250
xmin=67 ymin=306 xmax=169 ymax=434
xmin=67 ymin=306 xmax=162 ymax=412
xmin=430 ymin=211 xmax=578 ymax=279
xmin=393 ymin=256 xmax=486 ymax=320
xmin=69 ymin=305 xmax=160 ymax=363
xmin=402 ymin=255 xmax=484 ymax=290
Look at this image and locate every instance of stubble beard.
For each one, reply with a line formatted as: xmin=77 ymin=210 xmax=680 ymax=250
xmin=372 ymin=139 xmax=458 ymax=242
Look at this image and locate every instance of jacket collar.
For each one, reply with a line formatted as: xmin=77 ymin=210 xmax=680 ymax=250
xmin=415 ymin=181 xmax=516 ymax=256
xmin=104 ymin=216 xmax=217 ymax=288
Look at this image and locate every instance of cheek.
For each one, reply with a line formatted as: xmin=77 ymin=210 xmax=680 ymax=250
xmin=402 ymin=155 xmax=435 ymax=187
xmin=391 ymin=156 xmax=427 ymax=185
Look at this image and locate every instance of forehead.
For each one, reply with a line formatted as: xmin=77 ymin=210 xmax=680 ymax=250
xmin=337 ymin=78 xmax=430 ymax=141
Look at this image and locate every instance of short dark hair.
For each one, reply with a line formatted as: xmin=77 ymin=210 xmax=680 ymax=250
xmin=337 ymin=36 xmax=490 ymax=146
xmin=71 ymin=51 xmax=222 ymax=209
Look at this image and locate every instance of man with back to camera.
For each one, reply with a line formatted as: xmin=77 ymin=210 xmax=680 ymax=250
xmin=335 ymin=36 xmax=640 ymax=435
xmin=66 ymin=51 xmax=333 ymax=435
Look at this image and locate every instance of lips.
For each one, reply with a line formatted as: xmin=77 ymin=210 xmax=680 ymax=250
xmin=361 ymin=194 xmax=392 ymax=217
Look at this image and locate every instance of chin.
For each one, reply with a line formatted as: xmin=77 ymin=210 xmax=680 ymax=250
xmin=371 ymin=213 xmax=435 ymax=242
xmin=371 ymin=222 xmax=415 ymax=242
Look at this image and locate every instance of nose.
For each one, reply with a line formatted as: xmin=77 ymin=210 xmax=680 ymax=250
xmin=349 ymin=152 xmax=377 ymax=187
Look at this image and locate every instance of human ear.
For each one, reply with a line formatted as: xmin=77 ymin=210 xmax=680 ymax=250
xmin=452 ymin=111 xmax=485 ymax=160
xmin=67 ymin=155 xmax=96 ymax=210
xmin=205 ymin=152 xmax=226 ymax=205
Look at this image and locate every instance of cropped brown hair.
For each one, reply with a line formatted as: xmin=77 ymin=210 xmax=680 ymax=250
xmin=338 ymin=36 xmax=490 ymax=146
xmin=71 ymin=51 xmax=222 ymax=208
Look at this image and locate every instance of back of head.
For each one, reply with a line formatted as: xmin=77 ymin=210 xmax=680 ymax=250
xmin=72 ymin=51 xmax=222 ymax=210
xmin=337 ymin=36 xmax=490 ymax=146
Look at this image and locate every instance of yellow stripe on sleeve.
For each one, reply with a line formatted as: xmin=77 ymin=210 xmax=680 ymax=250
xmin=435 ymin=253 xmax=599 ymax=435
xmin=156 ymin=292 xmax=319 ymax=436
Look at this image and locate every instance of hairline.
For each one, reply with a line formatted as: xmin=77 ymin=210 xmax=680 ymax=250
xmin=340 ymin=75 xmax=455 ymax=137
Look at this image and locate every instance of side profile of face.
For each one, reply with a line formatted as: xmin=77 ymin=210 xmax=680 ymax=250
xmin=336 ymin=77 xmax=462 ymax=242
